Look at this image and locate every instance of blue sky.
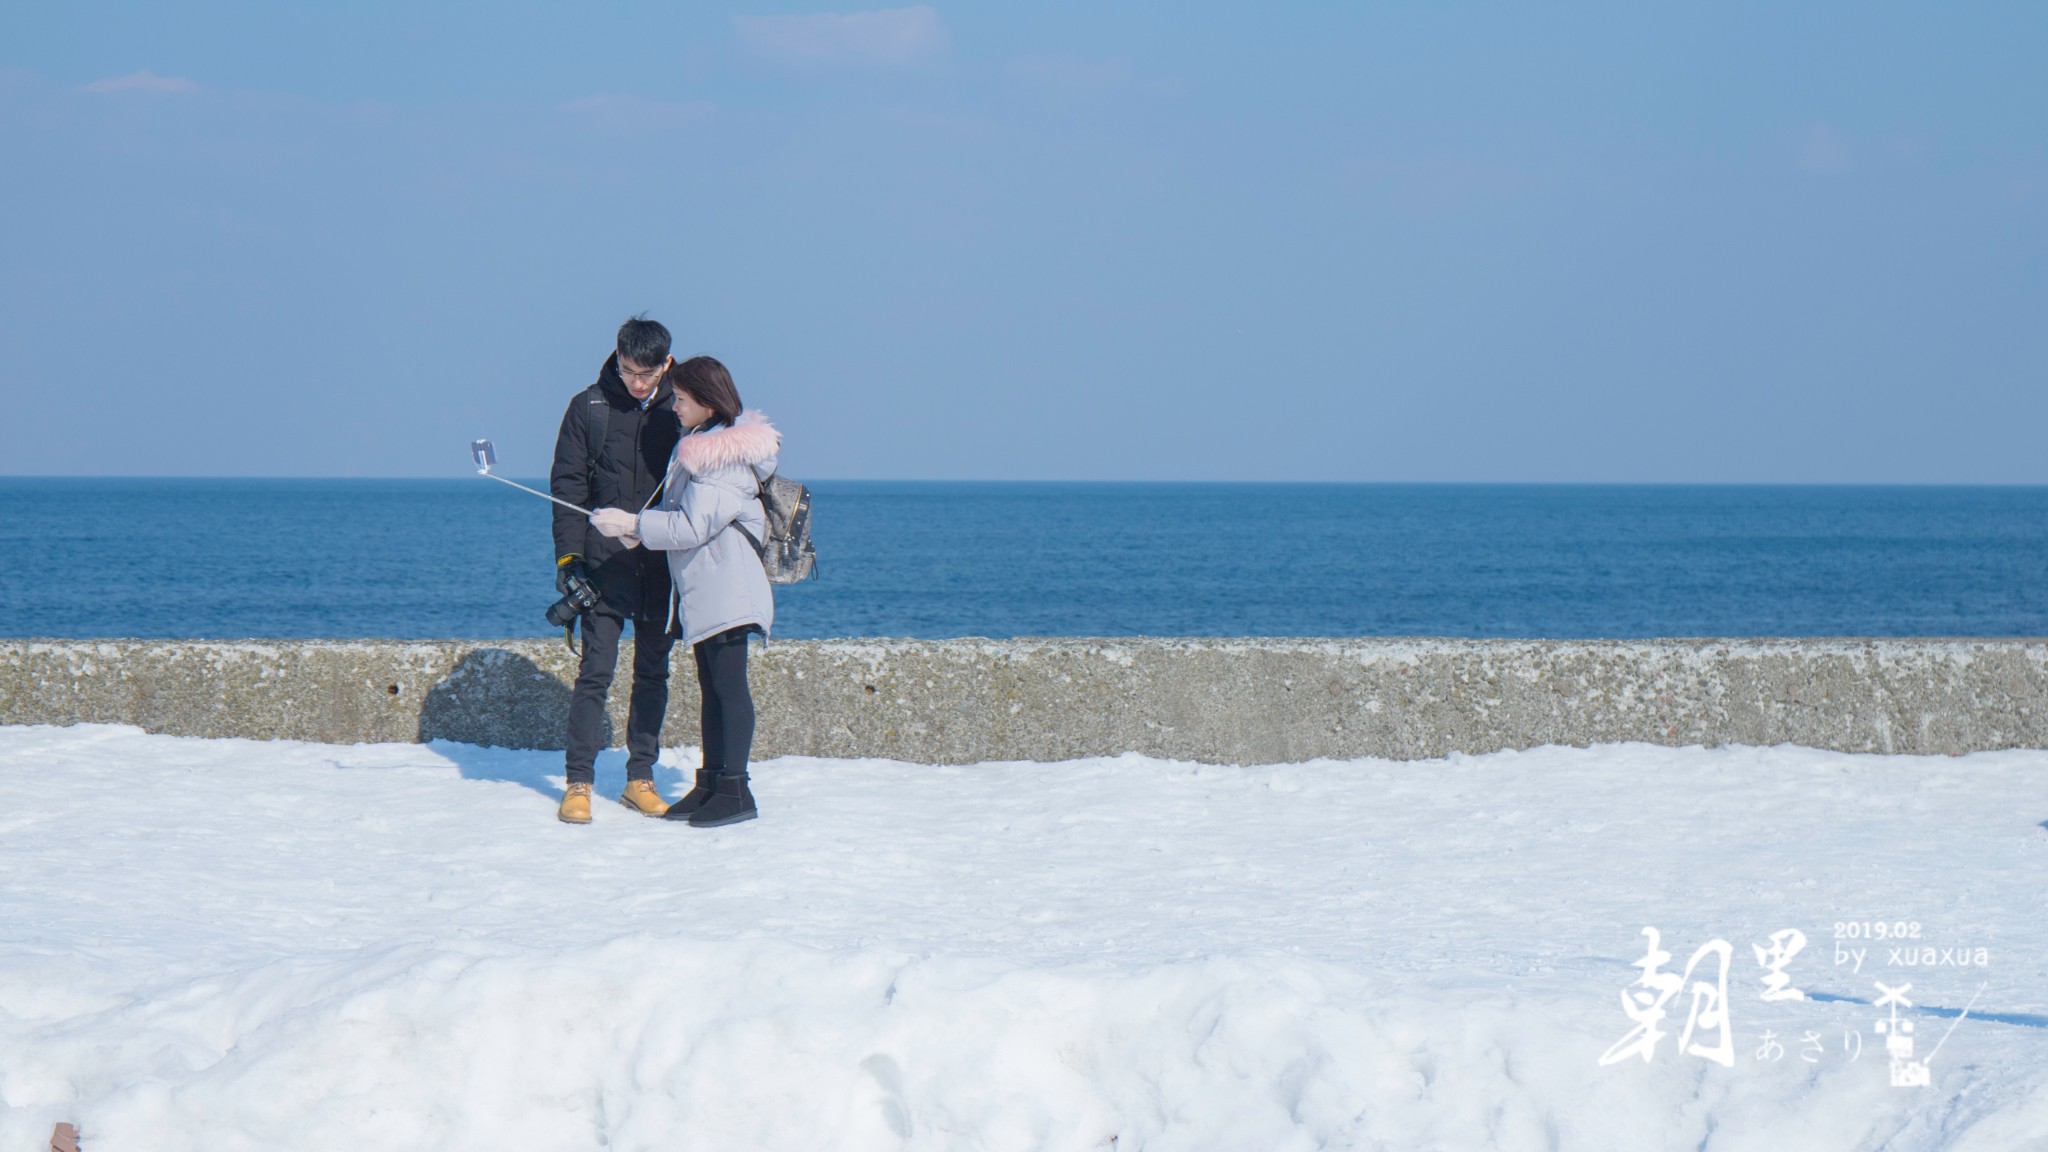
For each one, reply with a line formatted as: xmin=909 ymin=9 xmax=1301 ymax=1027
xmin=2 ymin=2 xmax=2043 ymax=481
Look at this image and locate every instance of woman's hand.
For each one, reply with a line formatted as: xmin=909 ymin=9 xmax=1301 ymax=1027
xmin=590 ymin=507 xmax=641 ymax=544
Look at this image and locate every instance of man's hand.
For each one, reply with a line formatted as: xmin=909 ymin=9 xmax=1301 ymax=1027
xmin=555 ymin=556 xmax=587 ymax=595
xmin=590 ymin=507 xmax=640 ymax=542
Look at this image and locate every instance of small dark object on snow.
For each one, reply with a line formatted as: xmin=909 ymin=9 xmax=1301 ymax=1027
xmin=51 ymin=1122 xmax=81 ymax=1152
xmin=689 ymin=775 xmax=758 ymax=827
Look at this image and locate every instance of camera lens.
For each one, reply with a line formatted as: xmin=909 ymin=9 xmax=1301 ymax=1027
xmin=545 ymin=595 xmax=580 ymax=629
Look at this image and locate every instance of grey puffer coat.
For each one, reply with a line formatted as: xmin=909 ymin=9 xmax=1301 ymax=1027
xmin=635 ymin=410 xmax=780 ymax=647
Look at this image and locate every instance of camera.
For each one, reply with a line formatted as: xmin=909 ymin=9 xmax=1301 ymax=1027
xmin=545 ymin=568 xmax=601 ymax=629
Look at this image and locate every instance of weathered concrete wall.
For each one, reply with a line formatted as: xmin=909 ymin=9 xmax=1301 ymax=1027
xmin=3 ymin=638 xmax=2046 ymax=764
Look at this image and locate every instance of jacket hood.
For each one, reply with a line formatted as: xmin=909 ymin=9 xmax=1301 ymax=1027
xmin=596 ymin=352 xmax=672 ymax=409
xmin=677 ymin=409 xmax=780 ymax=473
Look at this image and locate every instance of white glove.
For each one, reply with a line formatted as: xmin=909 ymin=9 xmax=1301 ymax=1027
xmin=590 ymin=507 xmax=640 ymax=540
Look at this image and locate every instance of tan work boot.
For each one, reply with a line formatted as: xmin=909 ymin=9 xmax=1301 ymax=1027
xmin=618 ymin=778 xmax=668 ymax=817
xmin=558 ymin=781 xmax=593 ymax=824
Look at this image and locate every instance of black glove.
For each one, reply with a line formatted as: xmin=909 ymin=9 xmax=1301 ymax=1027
xmin=555 ymin=556 xmax=587 ymax=595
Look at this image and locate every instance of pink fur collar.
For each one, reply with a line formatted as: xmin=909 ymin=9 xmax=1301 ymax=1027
xmin=676 ymin=409 xmax=779 ymax=473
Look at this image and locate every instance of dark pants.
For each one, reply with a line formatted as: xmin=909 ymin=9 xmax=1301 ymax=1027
xmin=693 ymin=626 xmax=756 ymax=780
xmin=565 ymin=611 xmax=675 ymax=786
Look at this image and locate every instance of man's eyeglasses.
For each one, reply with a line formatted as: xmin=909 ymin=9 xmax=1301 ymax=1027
xmin=618 ymin=361 xmax=664 ymax=383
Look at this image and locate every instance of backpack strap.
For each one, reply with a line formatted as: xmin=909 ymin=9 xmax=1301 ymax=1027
xmin=582 ymin=385 xmax=611 ymax=492
xmin=731 ymin=472 xmax=770 ymax=559
xmin=732 ymin=522 xmax=766 ymax=559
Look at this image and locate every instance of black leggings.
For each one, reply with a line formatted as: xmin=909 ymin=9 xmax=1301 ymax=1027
xmin=693 ymin=626 xmax=756 ymax=780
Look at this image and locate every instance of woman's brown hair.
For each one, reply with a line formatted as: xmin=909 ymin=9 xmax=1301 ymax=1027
xmin=668 ymin=355 xmax=743 ymax=428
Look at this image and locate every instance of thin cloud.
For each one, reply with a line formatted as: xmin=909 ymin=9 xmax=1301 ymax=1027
xmin=561 ymin=93 xmax=716 ymax=134
xmin=80 ymin=69 xmax=198 ymax=95
xmin=1798 ymin=124 xmax=1852 ymax=175
xmin=1342 ymin=153 xmax=1534 ymax=216
xmin=1003 ymin=52 xmax=1191 ymax=105
xmin=560 ymin=93 xmax=715 ymax=118
xmin=1007 ymin=53 xmax=1132 ymax=95
xmin=734 ymin=7 xmax=947 ymax=67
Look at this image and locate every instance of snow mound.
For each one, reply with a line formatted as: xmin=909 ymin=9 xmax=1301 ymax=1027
xmin=2 ymin=725 xmax=2045 ymax=1150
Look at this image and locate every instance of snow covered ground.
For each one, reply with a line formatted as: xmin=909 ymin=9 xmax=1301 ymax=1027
xmin=2 ymin=723 xmax=2044 ymax=1151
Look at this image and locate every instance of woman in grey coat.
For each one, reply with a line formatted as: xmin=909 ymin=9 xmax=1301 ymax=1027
xmin=589 ymin=356 xmax=778 ymax=827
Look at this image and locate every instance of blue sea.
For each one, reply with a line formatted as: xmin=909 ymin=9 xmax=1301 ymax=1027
xmin=2 ymin=479 xmax=2045 ymax=639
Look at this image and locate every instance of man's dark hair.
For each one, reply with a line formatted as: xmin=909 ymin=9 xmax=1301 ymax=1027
xmin=615 ymin=314 xmax=672 ymax=369
xmin=671 ymin=356 xmax=743 ymax=428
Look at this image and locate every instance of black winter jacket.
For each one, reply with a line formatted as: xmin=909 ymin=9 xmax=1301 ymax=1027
xmin=549 ymin=354 xmax=682 ymax=621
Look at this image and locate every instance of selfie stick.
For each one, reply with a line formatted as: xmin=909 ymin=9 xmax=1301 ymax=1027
xmin=470 ymin=439 xmax=591 ymax=515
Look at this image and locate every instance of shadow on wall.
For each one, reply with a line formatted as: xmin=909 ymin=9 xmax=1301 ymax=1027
xmin=417 ymin=647 xmax=604 ymax=751
xmin=414 ymin=647 xmax=692 ymax=803
xmin=417 ymin=648 xmax=597 ymax=801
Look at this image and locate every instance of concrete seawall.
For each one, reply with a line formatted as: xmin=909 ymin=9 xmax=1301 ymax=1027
xmin=5 ymin=638 xmax=2047 ymax=764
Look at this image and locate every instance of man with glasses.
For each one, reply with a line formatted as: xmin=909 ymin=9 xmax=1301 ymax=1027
xmin=547 ymin=315 xmax=684 ymax=824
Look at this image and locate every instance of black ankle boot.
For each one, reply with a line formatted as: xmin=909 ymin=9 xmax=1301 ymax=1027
xmin=663 ymin=770 xmax=717 ymax=820
xmin=687 ymin=773 xmax=757 ymax=827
